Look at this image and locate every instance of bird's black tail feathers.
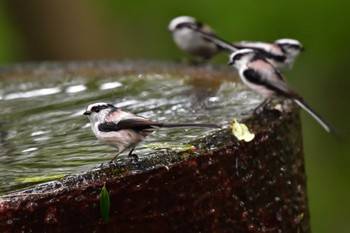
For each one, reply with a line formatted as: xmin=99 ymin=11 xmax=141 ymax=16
xmin=190 ymin=27 xmax=239 ymax=53
xmin=161 ymin=123 xmax=221 ymax=129
xmin=293 ymin=98 xmax=345 ymax=139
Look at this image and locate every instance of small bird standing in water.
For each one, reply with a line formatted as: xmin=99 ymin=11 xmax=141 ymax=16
xmin=84 ymin=102 xmax=221 ymax=162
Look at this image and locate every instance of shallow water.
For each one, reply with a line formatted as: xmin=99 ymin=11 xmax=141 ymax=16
xmin=0 ymin=63 xmax=261 ymax=193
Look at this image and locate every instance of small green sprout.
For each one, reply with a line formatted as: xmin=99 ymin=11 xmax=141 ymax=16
xmin=100 ymin=184 xmax=110 ymax=222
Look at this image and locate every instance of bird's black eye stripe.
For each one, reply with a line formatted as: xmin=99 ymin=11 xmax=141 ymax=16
xmin=176 ymin=22 xmax=196 ymax=29
xmin=91 ymin=106 xmax=100 ymax=113
xmin=233 ymin=53 xmax=243 ymax=61
xmin=289 ymin=44 xmax=302 ymax=49
xmin=195 ymin=21 xmax=203 ymax=28
xmin=90 ymin=104 xmax=114 ymax=113
xmin=280 ymin=44 xmax=301 ymax=50
xmin=175 ymin=23 xmax=187 ymax=29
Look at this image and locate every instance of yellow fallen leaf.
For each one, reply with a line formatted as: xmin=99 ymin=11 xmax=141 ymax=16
xmin=230 ymin=119 xmax=255 ymax=142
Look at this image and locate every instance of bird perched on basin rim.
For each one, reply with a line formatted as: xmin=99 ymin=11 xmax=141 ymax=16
xmin=169 ymin=16 xmax=304 ymax=71
xmin=190 ymin=29 xmax=304 ymax=71
xmin=227 ymin=49 xmax=335 ymax=134
xmin=232 ymin=39 xmax=304 ymax=71
xmin=168 ymin=16 xmax=234 ymax=61
xmin=84 ymin=102 xmax=221 ymax=162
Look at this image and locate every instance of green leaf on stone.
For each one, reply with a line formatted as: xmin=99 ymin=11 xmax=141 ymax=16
xmin=100 ymin=184 xmax=110 ymax=222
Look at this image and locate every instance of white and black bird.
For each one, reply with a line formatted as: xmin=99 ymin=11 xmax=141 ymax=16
xmin=232 ymin=39 xmax=304 ymax=71
xmin=168 ymin=16 xmax=304 ymax=70
xmin=168 ymin=16 xmax=235 ymax=61
xmin=228 ymin=49 xmax=334 ymax=134
xmin=194 ymin=32 xmax=304 ymax=71
xmin=84 ymin=102 xmax=221 ymax=162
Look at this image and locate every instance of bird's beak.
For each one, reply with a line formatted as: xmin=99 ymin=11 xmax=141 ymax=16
xmin=83 ymin=111 xmax=91 ymax=115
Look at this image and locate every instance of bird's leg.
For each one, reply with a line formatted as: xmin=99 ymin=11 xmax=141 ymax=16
xmin=109 ymin=152 xmax=121 ymax=164
xmin=109 ymin=148 xmax=125 ymax=164
xmin=128 ymin=146 xmax=139 ymax=160
xmin=253 ymin=99 xmax=271 ymax=113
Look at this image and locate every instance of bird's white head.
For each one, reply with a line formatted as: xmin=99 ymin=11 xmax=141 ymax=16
xmin=274 ymin=38 xmax=304 ymax=57
xmin=228 ymin=49 xmax=256 ymax=69
xmin=83 ymin=102 xmax=116 ymax=123
xmin=168 ymin=16 xmax=197 ymax=32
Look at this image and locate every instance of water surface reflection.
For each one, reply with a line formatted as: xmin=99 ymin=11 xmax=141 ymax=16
xmin=0 ymin=65 xmax=260 ymax=193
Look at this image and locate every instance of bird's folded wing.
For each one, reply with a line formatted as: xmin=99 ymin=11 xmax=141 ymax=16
xmin=98 ymin=117 xmax=162 ymax=133
xmin=235 ymin=43 xmax=286 ymax=62
xmin=243 ymin=68 xmax=298 ymax=98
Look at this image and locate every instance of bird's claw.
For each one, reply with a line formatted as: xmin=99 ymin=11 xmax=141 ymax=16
xmin=128 ymin=153 xmax=139 ymax=160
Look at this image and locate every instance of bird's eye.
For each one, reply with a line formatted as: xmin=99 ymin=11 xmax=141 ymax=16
xmin=176 ymin=22 xmax=196 ymax=30
xmin=289 ymin=44 xmax=301 ymax=49
xmin=195 ymin=22 xmax=203 ymax=28
xmin=175 ymin=23 xmax=187 ymax=29
xmin=233 ymin=54 xmax=243 ymax=61
xmin=91 ymin=106 xmax=100 ymax=113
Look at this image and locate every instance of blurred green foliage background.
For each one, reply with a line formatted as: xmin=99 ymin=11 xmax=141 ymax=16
xmin=0 ymin=1 xmax=349 ymax=232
